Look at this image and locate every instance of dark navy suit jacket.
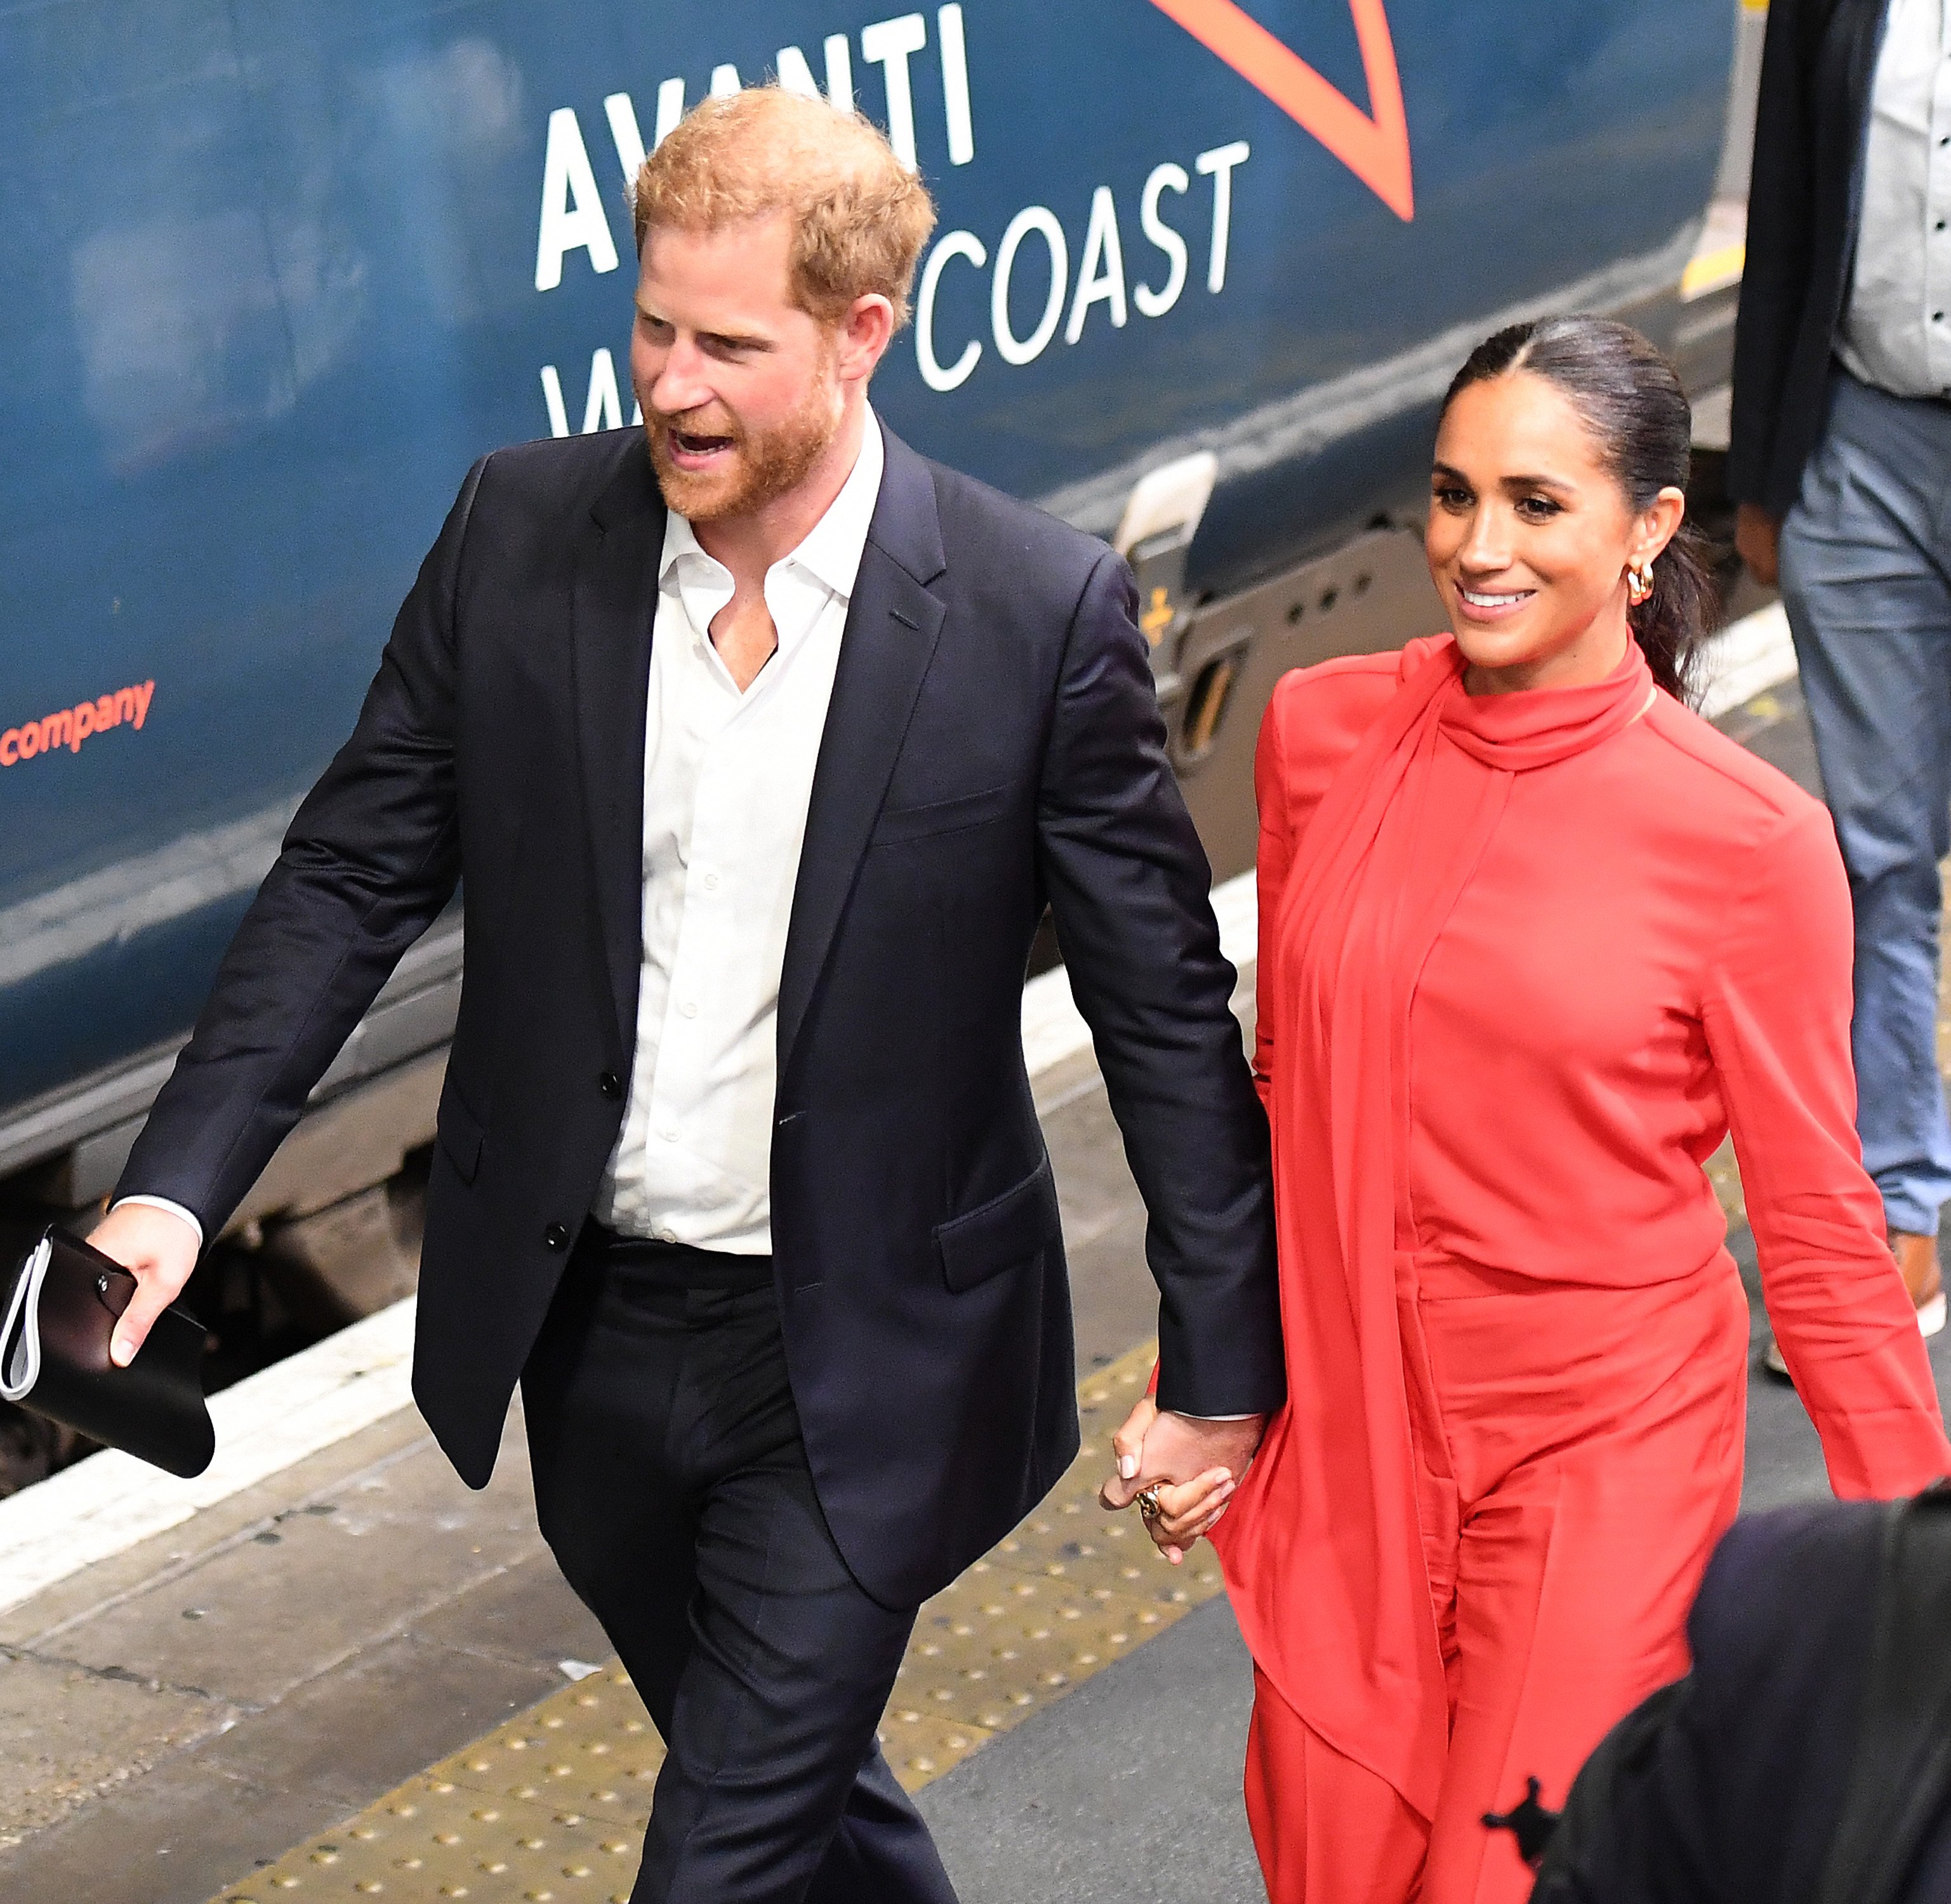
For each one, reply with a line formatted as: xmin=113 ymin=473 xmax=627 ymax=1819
xmin=1728 ymin=0 xmax=1890 ymax=517
xmin=117 ymin=422 xmax=1283 ymax=1606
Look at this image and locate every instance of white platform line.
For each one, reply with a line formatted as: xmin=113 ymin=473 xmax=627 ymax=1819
xmin=0 ymin=869 xmax=1260 ymax=1617
xmin=0 ymin=1298 xmax=417 ymax=1615
xmin=1697 ymin=601 xmax=1797 ymax=722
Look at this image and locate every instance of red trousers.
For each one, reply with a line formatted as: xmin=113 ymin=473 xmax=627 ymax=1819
xmin=1243 ymin=1260 xmax=1751 ymax=1904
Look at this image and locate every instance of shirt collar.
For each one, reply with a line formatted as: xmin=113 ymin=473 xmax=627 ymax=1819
xmin=659 ymin=407 xmax=884 ymax=602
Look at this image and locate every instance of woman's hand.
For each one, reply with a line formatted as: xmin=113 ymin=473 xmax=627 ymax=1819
xmin=1099 ymin=1391 xmax=1250 ymax=1564
xmin=1102 ymin=1391 xmax=1160 ymax=1496
xmin=1134 ymin=1466 xmax=1236 ymax=1563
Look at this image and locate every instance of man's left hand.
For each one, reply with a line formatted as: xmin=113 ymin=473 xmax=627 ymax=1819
xmin=1099 ymin=1395 xmax=1266 ymax=1564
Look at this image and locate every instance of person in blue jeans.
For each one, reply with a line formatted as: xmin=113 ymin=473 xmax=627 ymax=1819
xmin=1730 ymin=0 xmax=1951 ymax=1357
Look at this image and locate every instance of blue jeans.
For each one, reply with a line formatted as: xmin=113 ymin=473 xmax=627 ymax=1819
xmin=1780 ymin=369 xmax=1951 ymax=1237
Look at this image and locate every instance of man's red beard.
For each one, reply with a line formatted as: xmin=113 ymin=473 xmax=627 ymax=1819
xmin=645 ymin=365 xmax=841 ymax=524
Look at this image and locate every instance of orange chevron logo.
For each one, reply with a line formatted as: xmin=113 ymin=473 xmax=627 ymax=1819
xmin=1146 ymin=0 xmax=1415 ymax=221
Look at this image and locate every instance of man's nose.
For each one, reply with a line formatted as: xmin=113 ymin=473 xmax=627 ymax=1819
xmin=649 ymin=338 xmax=712 ymax=416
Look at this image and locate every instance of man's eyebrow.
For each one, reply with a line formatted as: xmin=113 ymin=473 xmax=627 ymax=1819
xmin=632 ymin=305 xmax=776 ymax=352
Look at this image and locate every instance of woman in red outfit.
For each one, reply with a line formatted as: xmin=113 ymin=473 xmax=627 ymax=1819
xmin=1111 ymin=318 xmax=1951 ymax=1904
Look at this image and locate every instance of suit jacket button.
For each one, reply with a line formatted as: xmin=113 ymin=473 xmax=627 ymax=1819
xmin=545 ymin=1222 xmax=571 ymax=1250
xmin=597 ymin=1071 xmax=623 ymax=1099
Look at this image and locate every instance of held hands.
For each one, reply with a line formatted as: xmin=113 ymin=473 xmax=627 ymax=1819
xmin=1097 ymin=1394 xmax=1266 ymax=1566
xmin=87 ymin=1202 xmax=202 ymax=1367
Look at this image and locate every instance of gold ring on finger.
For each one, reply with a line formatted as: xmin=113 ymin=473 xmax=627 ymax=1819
xmin=1135 ymin=1486 xmax=1165 ymax=1523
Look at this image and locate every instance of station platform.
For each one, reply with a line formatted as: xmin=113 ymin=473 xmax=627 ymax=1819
xmin=7 ymin=611 xmax=1939 ymax=1904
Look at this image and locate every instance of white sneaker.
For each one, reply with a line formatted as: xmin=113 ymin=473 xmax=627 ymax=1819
xmin=1918 ymin=1290 xmax=1948 ymax=1340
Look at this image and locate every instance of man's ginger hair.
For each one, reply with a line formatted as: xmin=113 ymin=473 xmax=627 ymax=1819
xmin=632 ymin=87 xmax=937 ymax=330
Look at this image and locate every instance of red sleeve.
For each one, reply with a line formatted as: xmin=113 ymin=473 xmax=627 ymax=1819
xmin=1702 ymin=804 xmax=1951 ymax=1497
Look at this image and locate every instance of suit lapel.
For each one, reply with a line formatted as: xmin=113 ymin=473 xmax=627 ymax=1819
xmin=571 ymin=446 xmax=666 ymax=1060
xmin=777 ymin=428 xmax=948 ymax=1081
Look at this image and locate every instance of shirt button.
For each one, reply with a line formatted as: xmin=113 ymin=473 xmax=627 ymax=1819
xmin=544 ymin=1222 xmax=571 ymax=1250
xmin=657 ymin=1229 xmax=678 ymax=1244
xmin=662 ymin=1127 xmax=679 ymax=1142
xmin=682 ymin=1001 xmax=699 ymax=1018
xmin=597 ymin=1071 xmax=623 ymax=1099
xmin=704 ymin=873 xmax=720 ymax=891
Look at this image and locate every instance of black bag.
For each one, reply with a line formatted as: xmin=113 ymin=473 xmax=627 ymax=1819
xmin=1 ymin=1225 xmax=214 ymax=1479
xmin=1809 ymin=1486 xmax=1951 ymax=1904
xmin=1526 ymin=1489 xmax=1951 ymax=1904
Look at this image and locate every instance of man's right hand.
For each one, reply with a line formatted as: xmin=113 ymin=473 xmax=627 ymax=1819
xmin=88 ymin=1202 xmax=201 ymax=1366
xmin=1735 ymin=503 xmax=1780 ymax=587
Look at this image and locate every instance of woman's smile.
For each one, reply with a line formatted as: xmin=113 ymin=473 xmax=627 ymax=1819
xmin=1454 ymin=585 xmax=1537 ymax=621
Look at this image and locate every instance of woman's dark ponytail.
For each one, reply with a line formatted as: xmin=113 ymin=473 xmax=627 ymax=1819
xmin=1631 ymin=520 xmax=1712 ymax=707
xmin=1439 ymin=315 xmax=1708 ymax=706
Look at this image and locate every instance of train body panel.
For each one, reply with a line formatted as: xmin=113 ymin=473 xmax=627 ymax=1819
xmin=0 ymin=0 xmax=1738 ymax=1183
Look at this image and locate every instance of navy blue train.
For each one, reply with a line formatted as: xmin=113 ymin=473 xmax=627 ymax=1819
xmin=0 ymin=1 xmax=1754 ymax=1309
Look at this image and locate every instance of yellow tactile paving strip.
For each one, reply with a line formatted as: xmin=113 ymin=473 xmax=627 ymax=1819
xmin=209 ymin=1339 xmax=1226 ymax=1902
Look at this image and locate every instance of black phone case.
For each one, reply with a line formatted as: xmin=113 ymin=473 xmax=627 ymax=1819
xmin=2 ymin=1227 xmax=215 ymax=1479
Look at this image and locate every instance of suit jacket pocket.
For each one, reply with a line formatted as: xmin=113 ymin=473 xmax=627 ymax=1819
xmin=934 ymin=1155 xmax=1059 ymax=1293
xmin=871 ymin=783 xmax=1011 ymax=847
xmin=434 ymin=1077 xmax=487 ymax=1185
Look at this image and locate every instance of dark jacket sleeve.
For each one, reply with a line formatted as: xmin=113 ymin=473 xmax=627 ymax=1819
xmin=1728 ymin=0 xmax=1816 ymax=511
xmin=1033 ymin=548 xmax=1283 ymax=1418
xmin=114 ymin=457 xmax=483 ymax=1237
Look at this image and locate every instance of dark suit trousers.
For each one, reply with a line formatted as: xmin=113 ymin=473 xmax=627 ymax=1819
xmin=521 ymin=1230 xmax=960 ymax=1904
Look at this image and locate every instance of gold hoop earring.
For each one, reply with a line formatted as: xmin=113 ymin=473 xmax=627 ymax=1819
xmin=1626 ymin=561 xmax=1654 ymax=606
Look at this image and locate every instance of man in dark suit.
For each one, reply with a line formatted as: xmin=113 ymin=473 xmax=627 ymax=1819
xmin=89 ymin=86 xmax=1282 ymax=1903
xmin=1730 ymin=0 xmax=1951 ymax=1361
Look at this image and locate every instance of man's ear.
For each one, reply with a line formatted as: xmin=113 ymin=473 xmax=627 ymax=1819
xmin=837 ymin=294 xmax=896 ymax=385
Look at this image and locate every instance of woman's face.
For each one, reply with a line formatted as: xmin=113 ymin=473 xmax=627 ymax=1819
xmin=1426 ymin=370 xmax=1682 ymax=694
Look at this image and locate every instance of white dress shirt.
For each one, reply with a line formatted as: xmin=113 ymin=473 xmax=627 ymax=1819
xmin=121 ymin=419 xmax=884 ymax=1258
xmin=1838 ymin=0 xmax=1951 ymax=399
xmin=593 ymin=412 xmax=885 ymax=1252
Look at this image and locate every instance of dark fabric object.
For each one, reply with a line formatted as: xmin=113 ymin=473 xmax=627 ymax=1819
xmin=1528 ymin=1493 xmax=1951 ymax=1904
xmin=1485 ymin=1776 xmax=1571 ymax=1867
xmin=1813 ymin=1490 xmax=1951 ymax=1904
xmin=1727 ymin=0 xmax=1890 ymax=515
xmin=0 ymin=1226 xmax=212 ymax=1478
xmin=522 ymin=1234 xmax=958 ymax=1904
xmin=114 ymin=423 xmax=1281 ymax=1605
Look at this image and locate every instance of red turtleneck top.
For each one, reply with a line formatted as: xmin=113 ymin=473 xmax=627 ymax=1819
xmin=1212 ymin=635 xmax=1950 ymax=1821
